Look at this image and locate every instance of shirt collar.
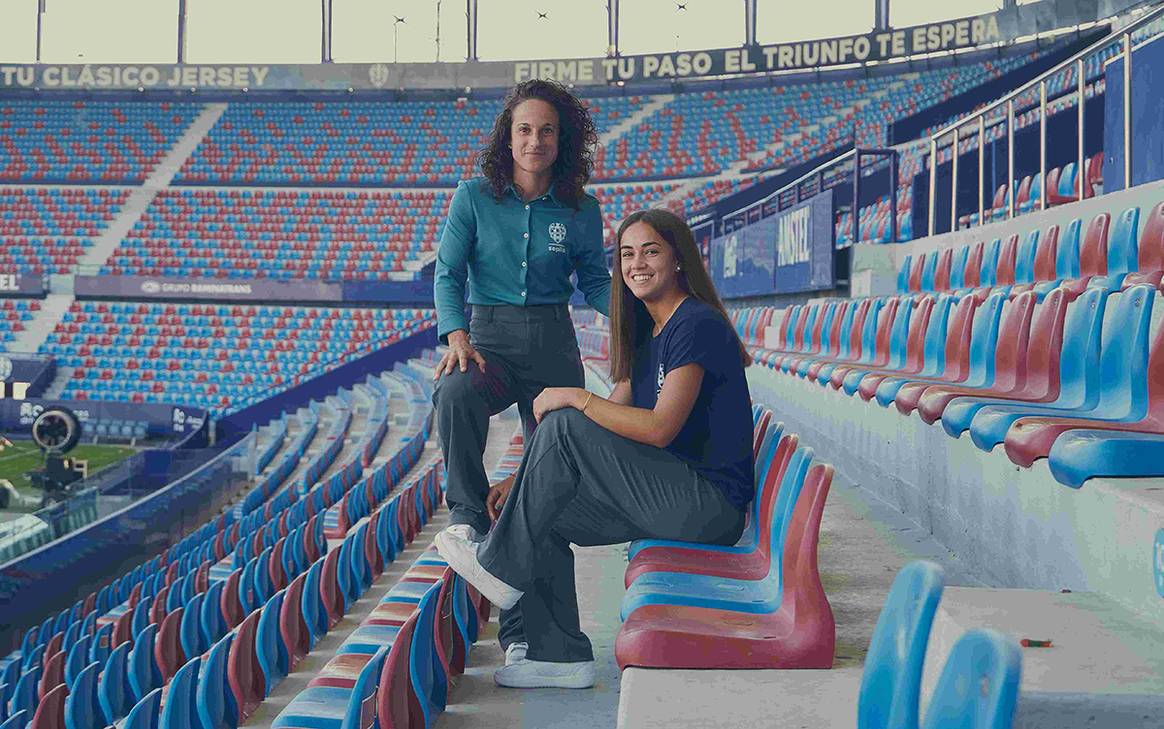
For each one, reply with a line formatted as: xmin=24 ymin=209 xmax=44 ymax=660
xmin=505 ymin=182 xmax=561 ymax=206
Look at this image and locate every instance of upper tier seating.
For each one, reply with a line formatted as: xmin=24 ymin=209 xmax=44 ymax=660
xmin=0 ymin=187 xmax=131 ymax=274
xmin=0 ymin=299 xmax=41 ymax=350
xmin=102 ymin=189 xmax=448 ymax=281
xmin=0 ymin=102 xmax=202 ymax=183
xmin=38 ymin=302 xmax=435 ymax=414
xmin=176 ymin=100 xmax=503 ymax=187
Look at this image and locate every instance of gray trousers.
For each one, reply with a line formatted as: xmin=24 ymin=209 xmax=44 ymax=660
xmin=433 ymin=303 xmax=585 ymax=649
xmin=478 ymin=408 xmax=746 ymax=663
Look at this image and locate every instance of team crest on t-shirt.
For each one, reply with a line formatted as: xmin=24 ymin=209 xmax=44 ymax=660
xmin=656 ymin=362 xmax=665 ymax=395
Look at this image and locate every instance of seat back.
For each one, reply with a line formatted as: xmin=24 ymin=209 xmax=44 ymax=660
xmin=200 ymin=581 xmax=226 ymax=648
xmin=965 ymin=291 xmax=1008 ymax=385
xmin=29 ymin=683 xmax=67 ymax=729
xmin=920 ymin=253 xmax=938 ymax=292
xmin=857 ymin=561 xmax=946 ymax=729
xmin=195 ymin=634 xmax=235 ymax=729
xmin=901 ymin=297 xmax=936 ymax=371
xmin=1057 ymin=287 xmax=1110 ymax=406
xmin=933 ymin=249 xmax=953 ymax=292
xmin=1013 ymin=230 xmax=1039 ymax=285
xmin=991 ymin=291 xmax=1039 ymax=391
xmin=1138 ymin=201 xmax=1164 ymax=274
xmin=996 ymin=234 xmax=1019 ymax=286
xmin=63 ymin=661 xmax=101 ymax=729
xmin=40 ymin=650 xmax=64 ymax=699
xmin=280 ymin=574 xmax=310 ymax=671
xmin=338 ymin=645 xmax=391 ymax=729
xmin=63 ymin=636 xmax=91 ymax=689
xmin=764 ymin=446 xmax=815 ymax=590
xmin=979 ymin=239 xmax=1001 ymax=288
xmin=778 ymin=463 xmax=836 ymax=668
xmin=158 ymin=657 xmax=199 ymax=729
xmin=302 ymin=558 xmax=328 ymax=649
xmin=962 ymin=242 xmax=984 ymax=288
xmin=919 ymin=629 xmax=1021 ymax=729
xmin=831 ymin=301 xmax=859 ymax=360
xmin=226 ymin=611 xmax=262 ymax=723
xmin=408 ymin=582 xmax=444 ymax=729
xmin=1108 ymin=206 xmax=1141 ymax=277
xmin=949 ymin=245 xmax=969 ymax=290
xmin=908 ymin=254 xmax=925 ymax=292
xmin=220 ymin=570 xmax=244 ymax=630
xmin=155 ymin=609 xmax=185 ymax=683
xmin=1095 ymin=285 xmax=1156 ymax=415
xmin=256 ymin=592 xmax=288 ymax=696
xmin=376 ymin=614 xmax=418 ymax=729
xmin=756 ymin=434 xmax=799 ymax=556
xmin=97 ymin=643 xmax=133 ymax=725
xmin=919 ymin=295 xmax=956 ymax=376
xmin=1079 ymin=212 xmax=1111 ymax=278
xmin=180 ymin=595 xmax=204 ymax=661
xmin=122 ymin=688 xmax=161 ymax=729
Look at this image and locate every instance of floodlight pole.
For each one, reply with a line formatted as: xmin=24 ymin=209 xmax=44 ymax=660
xmin=35 ymin=0 xmax=45 ymax=63
xmin=744 ymin=0 xmax=756 ymax=46
xmin=467 ymin=0 xmax=478 ymax=61
xmin=320 ymin=0 xmax=333 ymax=63
xmin=874 ymin=0 xmax=890 ymax=31
xmin=177 ymin=0 xmax=187 ymax=63
xmin=608 ymin=0 xmax=620 ymax=56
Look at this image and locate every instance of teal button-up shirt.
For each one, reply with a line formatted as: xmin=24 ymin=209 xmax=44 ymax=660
xmin=433 ymin=177 xmax=611 ymax=342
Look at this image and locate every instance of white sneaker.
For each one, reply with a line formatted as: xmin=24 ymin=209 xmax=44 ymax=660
xmin=494 ymin=658 xmax=596 ymax=689
xmin=434 ymin=527 xmax=523 ymax=610
xmin=446 ymin=523 xmax=484 ymax=543
xmin=504 ymin=642 xmax=528 ymax=666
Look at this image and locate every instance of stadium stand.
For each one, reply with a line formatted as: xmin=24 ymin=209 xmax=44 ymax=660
xmin=0 ymin=102 xmax=203 ymax=184
xmin=0 ymin=299 xmax=40 ymax=350
xmin=0 ymin=187 xmax=131 ymax=274
xmin=102 ymin=189 xmax=447 ymax=281
xmin=38 ymin=302 xmax=435 ymax=414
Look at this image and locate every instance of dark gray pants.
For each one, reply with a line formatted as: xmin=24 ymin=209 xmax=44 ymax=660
xmin=478 ymin=408 xmax=746 ymax=663
xmin=433 ymin=303 xmax=585 ymax=649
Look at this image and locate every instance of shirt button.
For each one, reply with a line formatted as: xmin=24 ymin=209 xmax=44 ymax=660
xmin=521 ymin=261 xmax=527 ymax=267
xmin=520 ymin=290 xmax=526 ymax=297
xmin=525 ymin=205 xmax=530 ymax=210
xmin=523 ymin=232 xmax=529 ymax=238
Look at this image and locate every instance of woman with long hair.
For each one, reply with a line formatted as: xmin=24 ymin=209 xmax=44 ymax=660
xmin=431 ymin=79 xmax=611 ymax=665
xmin=436 ymin=209 xmax=754 ymax=689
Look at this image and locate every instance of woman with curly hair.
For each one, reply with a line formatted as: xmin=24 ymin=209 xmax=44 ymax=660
xmin=432 ymin=79 xmax=611 ymax=668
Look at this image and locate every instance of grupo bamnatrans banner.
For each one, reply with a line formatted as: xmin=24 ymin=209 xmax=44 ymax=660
xmin=0 ymin=3 xmax=1103 ymax=92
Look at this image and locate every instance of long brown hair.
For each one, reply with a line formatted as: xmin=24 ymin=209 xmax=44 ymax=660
xmin=608 ymin=209 xmax=750 ymax=382
xmin=478 ymin=79 xmax=597 ymax=209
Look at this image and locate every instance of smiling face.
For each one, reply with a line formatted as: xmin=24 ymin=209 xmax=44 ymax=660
xmin=510 ymin=98 xmax=560 ymax=179
xmin=619 ymin=221 xmax=683 ymax=303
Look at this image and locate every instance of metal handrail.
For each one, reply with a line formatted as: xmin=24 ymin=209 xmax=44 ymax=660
xmin=927 ymin=2 xmax=1164 ymax=236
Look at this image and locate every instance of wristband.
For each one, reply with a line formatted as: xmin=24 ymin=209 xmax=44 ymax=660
xmin=581 ymin=392 xmax=595 ymax=414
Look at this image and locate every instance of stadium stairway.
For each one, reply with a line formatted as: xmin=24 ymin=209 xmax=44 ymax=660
xmin=77 ymin=104 xmax=224 ymax=273
xmin=8 ymin=293 xmax=72 ymax=355
xmin=595 ymin=94 xmax=675 ymax=150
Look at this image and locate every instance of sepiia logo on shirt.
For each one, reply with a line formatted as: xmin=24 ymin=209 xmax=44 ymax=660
xmin=656 ymin=362 xmax=665 ymax=396
xmin=548 ymin=222 xmax=568 ymax=254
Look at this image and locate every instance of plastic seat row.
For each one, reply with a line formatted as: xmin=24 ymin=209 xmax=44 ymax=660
xmin=39 ymin=301 xmax=436 ymax=415
xmin=1 ymin=368 xmax=434 ymax=729
xmin=616 ymin=407 xmax=835 ymax=669
xmin=898 ymin=201 xmax=1164 ymax=296
xmin=0 ymin=101 xmax=202 ymax=183
xmin=749 ymin=274 xmax=1164 ymax=486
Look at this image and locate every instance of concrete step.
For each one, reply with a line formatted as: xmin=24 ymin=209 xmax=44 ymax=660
xmin=9 ymin=292 xmax=76 ymax=355
xmin=922 ymin=587 xmax=1164 ymax=728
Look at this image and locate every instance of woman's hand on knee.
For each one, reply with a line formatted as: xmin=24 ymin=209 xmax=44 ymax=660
xmin=435 ymin=330 xmax=487 ymax=380
xmin=486 ymin=474 xmax=515 ymax=521
xmin=533 ymin=387 xmax=587 ymax=424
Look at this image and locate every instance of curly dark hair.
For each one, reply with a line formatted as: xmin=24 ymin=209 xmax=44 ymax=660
xmin=478 ymin=79 xmax=597 ymax=209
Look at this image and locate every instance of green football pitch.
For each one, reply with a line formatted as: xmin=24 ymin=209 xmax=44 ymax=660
xmin=0 ymin=441 xmax=136 ymax=497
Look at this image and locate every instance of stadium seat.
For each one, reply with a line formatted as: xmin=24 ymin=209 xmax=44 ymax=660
xmin=857 ymin=561 xmax=946 ymax=729
xmin=194 ymin=634 xmax=235 ymax=729
xmin=157 ymin=657 xmax=199 ymax=729
xmin=122 ymin=688 xmax=161 ymax=729
xmin=97 ymin=643 xmax=133 ymax=725
xmin=28 ymin=683 xmax=66 ymax=729
xmin=919 ymin=630 xmax=1021 ymax=729
xmin=62 ymin=661 xmax=101 ymax=729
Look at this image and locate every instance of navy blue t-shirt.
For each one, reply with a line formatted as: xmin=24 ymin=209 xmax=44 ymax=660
xmin=630 ymin=297 xmax=755 ymax=510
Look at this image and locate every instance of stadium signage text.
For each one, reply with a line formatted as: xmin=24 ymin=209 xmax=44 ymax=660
xmin=0 ymin=272 xmax=46 ymax=296
xmin=515 ymin=16 xmax=1001 ymax=82
xmin=0 ymin=64 xmax=270 ymax=89
xmin=0 ymin=9 xmax=1039 ymax=92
